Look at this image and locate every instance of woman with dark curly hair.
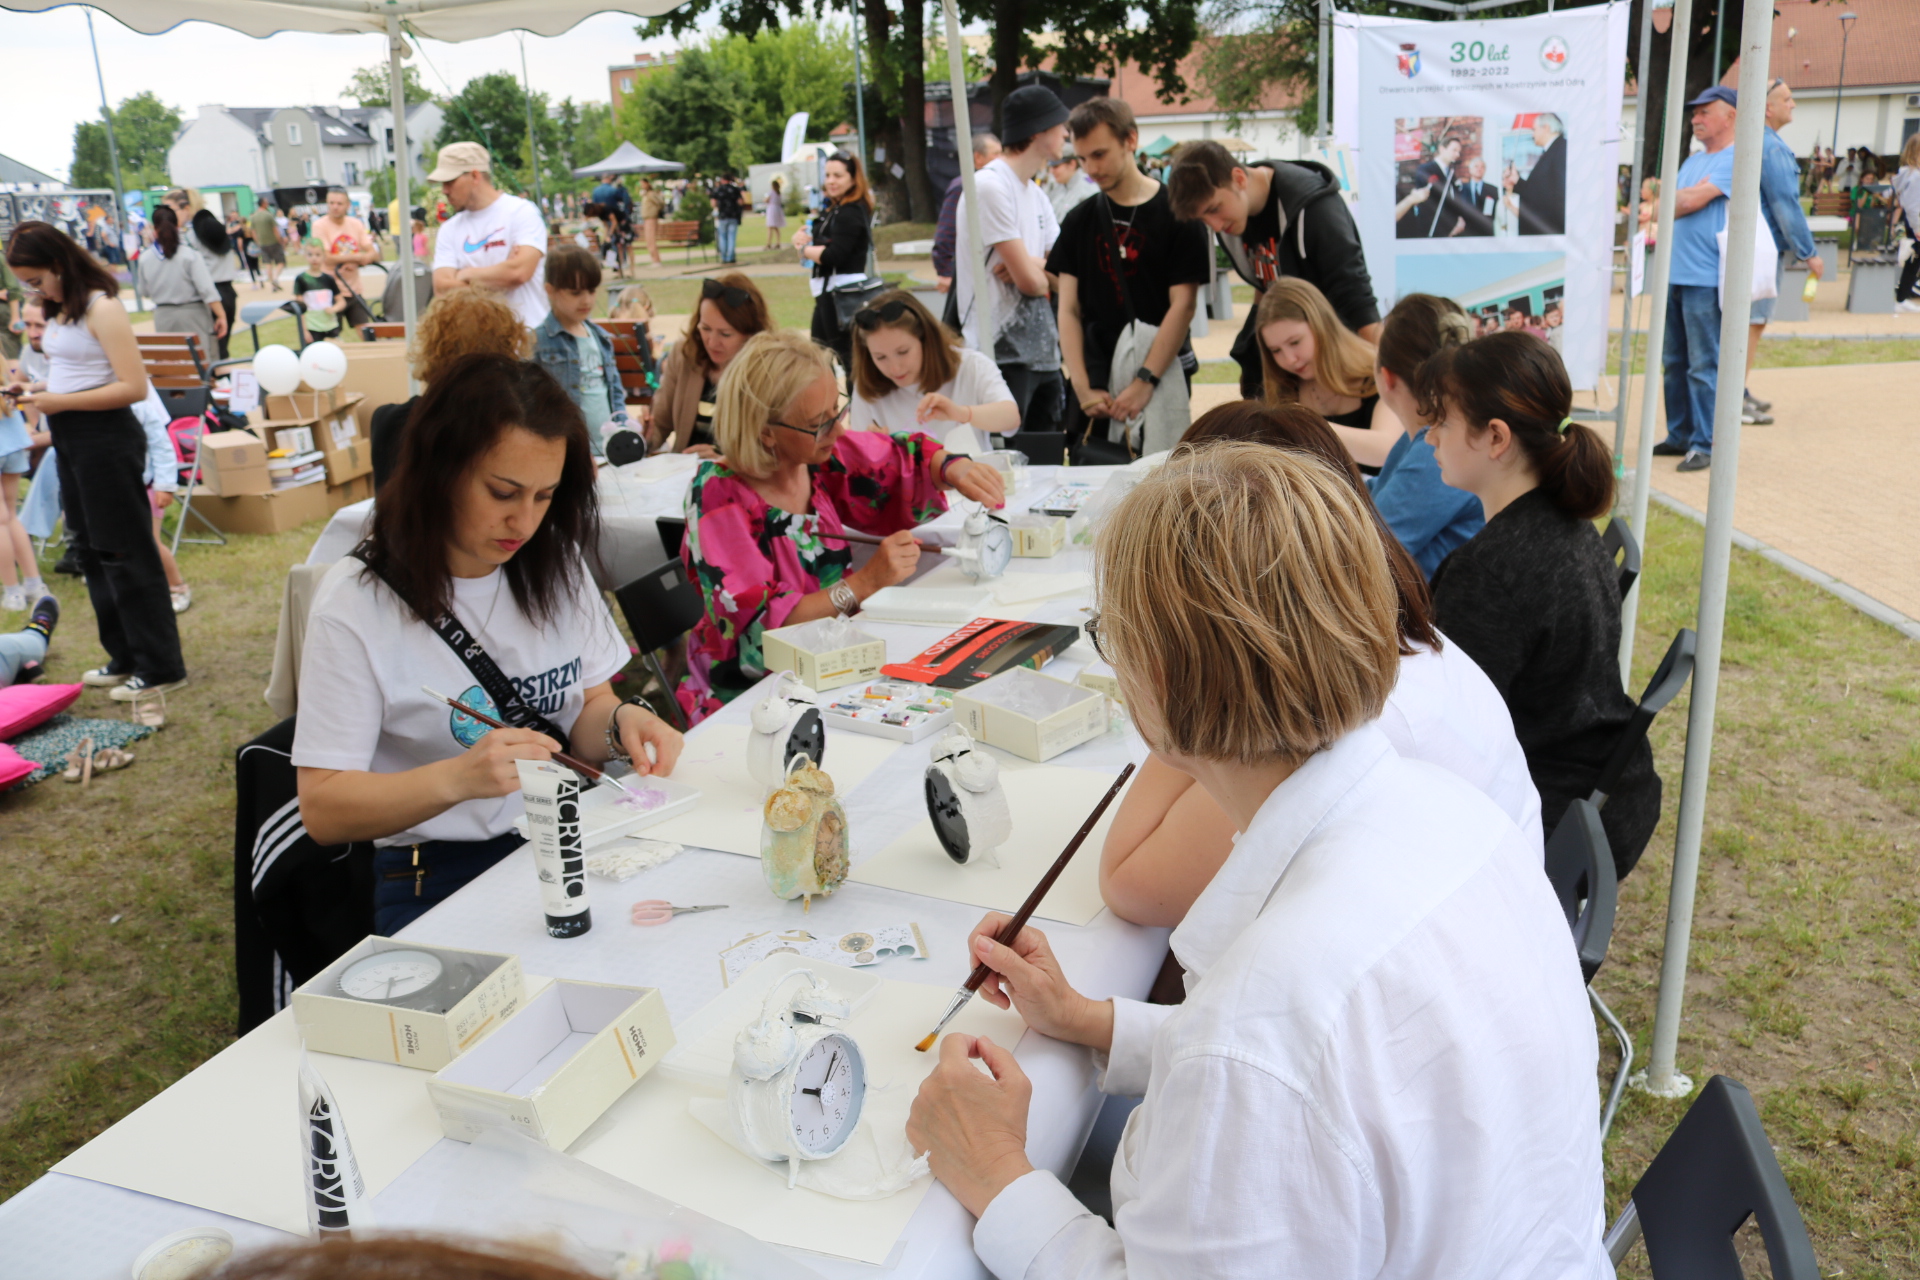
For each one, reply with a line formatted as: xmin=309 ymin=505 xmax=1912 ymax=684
xmin=369 ymin=287 xmax=531 ymax=490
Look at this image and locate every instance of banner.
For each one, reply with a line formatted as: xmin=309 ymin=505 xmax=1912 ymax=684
xmin=1354 ymin=3 xmax=1629 ymax=388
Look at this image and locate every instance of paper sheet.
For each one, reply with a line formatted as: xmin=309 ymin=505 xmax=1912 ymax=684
xmin=51 ymin=1008 xmax=454 ymax=1238
xmin=566 ymin=969 xmax=1025 ymax=1264
xmin=851 ymin=764 xmax=1129 ymax=927
xmin=642 ymin=723 xmax=898 ymax=859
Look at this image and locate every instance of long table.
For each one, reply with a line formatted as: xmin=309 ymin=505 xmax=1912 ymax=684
xmin=0 ymin=465 xmax=1168 ymax=1280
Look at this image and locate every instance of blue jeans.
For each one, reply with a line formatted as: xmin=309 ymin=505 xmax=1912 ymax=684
xmin=715 ymin=218 xmax=739 ymax=262
xmin=1662 ymin=283 xmax=1722 ymax=453
xmin=0 ymin=629 xmax=46 ymax=684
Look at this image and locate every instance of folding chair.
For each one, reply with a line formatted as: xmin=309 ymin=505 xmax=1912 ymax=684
xmin=237 ymin=298 xmax=310 ymax=354
xmin=136 ymin=334 xmax=231 ymax=551
xmin=1604 ymin=1075 xmax=1819 ymax=1278
xmin=612 ymin=557 xmax=706 ymax=730
xmin=1602 ymin=516 xmax=1642 ymax=597
xmin=656 ymin=515 xmax=686 ymax=561
xmin=1542 ymin=799 xmax=1632 ymax=1137
xmin=1591 ymin=629 xmax=1696 ymax=814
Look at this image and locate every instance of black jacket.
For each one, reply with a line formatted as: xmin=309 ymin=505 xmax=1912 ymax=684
xmin=812 ymin=199 xmax=872 ymax=279
xmin=1515 ymin=135 xmax=1568 ymax=236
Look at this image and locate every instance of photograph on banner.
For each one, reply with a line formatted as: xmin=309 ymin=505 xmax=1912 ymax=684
xmin=1500 ymin=112 xmax=1569 ymax=235
xmin=1394 ymin=116 xmax=1489 ymax=239
xmin=1398 ymin=251 xmax=1567 ymax=352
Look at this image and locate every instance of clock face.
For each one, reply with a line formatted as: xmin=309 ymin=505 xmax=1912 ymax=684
xmin=925 ymin=767 xmax=971 ymax=864
xmin=338 ymin=949 xmax=444 ymax=1002
xmin=978 ymin=523 xmax=1013 ymax=578
xmin=787 ymin=706 xmax=825 ymax=770
xmin=789 ymin=1030 xmax=864 ymax=1157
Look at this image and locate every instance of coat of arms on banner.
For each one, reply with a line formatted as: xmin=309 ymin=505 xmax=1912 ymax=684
xmin=1397 ymin=43 xmax=1421 ymax=78
xmin=1539 ymin=35 xmax=1569 ymax=72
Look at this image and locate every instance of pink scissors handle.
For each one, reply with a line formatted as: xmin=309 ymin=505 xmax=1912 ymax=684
xmin=630 ymin=900 xmax=728 ymax=926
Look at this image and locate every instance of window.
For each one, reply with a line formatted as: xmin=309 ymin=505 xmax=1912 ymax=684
xmin=343 ymin=162 xmax=359 ymax=184
xmin=384 ymin=128 xmax=394 ymax=153
xmin=287 ymin=122 xmax=302 ymax=146
xmin=303 ymin=158 xmax=318 ymax=179
xmin=621 ymin=76 xmax=634 ymax=93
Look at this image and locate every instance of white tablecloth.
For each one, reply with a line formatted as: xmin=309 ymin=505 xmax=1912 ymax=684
xmin=4 ymin=466 xmax=1165 ymax=1280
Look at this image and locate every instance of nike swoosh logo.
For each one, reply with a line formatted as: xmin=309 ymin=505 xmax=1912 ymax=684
xmin=462 ymin=236 xmax=504 ymax=253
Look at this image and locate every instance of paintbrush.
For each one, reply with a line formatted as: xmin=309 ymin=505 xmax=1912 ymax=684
xmin=830 ymin=527 xmax=946 ymax=555
xmin=915 ymin=761 xmax=1137 ymax=1052
xmin=421 ymin=686 xmax=640 ymax=798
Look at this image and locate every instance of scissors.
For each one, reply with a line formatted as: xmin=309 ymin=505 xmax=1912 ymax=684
xmin=630 ymin=901 xmax=730 ymax=926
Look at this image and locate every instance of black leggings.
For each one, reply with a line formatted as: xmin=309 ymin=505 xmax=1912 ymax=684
xmin=1898 ymin=223 xmax=1920 ymax=302
xmin=214 ymin=280 xmax=239 ymax=360
xmin=49 ymin=407 xmax=185 ymax=683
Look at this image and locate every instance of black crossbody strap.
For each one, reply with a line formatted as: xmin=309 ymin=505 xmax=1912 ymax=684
xmin=354 ymin=551 xmax=569 ymax=743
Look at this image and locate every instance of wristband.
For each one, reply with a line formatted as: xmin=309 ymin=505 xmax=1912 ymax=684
xmin=1135 ymin=366 xmax=1161 ymax=389
xmin=939 ymin=453 xmax=970 ymax=485
xmin=604 ymin=696 xmax=656 ymax=762
xmin=829 ymin=581 xmax=859 ymax=616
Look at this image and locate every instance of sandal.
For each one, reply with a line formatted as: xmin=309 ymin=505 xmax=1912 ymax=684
xmin=63 ymin=736 xmax=96 ymax=785
xmin=92 ymin=745 xmax=136 ymax=775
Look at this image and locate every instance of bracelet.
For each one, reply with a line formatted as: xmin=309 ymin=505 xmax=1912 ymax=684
xmin=604 ymin=695 xmax=656 ymax=763
xmin=829 ymin=581 xmax=859 ymax=616
xmin=939 ymin=452 xmax=970 ymax=485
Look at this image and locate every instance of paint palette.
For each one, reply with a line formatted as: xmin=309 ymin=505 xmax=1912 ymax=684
xmin=512 ymin=775 xmax=703 ymax=850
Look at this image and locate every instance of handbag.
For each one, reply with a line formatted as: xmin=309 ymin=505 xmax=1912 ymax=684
xmin=829 ymin=274 xmax=889 ymax=328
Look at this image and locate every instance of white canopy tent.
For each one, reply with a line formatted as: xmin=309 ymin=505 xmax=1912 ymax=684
xmin=573 ymin=140 xmax=683 ymax=177
xmin=3 ymin=0 xmax=687 ymax=342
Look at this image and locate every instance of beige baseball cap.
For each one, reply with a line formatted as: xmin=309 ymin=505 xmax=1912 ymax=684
xmin=427 ymin=141 xmax=492 ymax=182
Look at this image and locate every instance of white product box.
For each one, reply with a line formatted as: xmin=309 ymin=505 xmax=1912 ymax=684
xmin=1007 ymin=513 xmax=1066 ymax=558
xmin=292 ymin=937 xmax=525 ymax=1071
xmin=821 ymin=681 xmax=955 ymax=742
xmin=1076 ymin=661 xmax=1123 ymax=704
xmin=951 ymin=667 xmax=1108 ymax=762
xmin=762 ymin=617 xmax=887 ymax=692
xmin=428 ymin=979 xmax=675 ymax=1151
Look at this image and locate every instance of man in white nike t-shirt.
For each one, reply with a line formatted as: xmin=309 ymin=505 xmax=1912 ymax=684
xmin=428 ymin=141 xmax=549 ymax=327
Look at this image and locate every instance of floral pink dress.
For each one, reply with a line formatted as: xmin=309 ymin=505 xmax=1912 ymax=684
xmin=678 ymin=430 xmax=946 ymax=723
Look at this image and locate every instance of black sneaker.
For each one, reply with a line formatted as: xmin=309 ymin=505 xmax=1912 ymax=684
xmin=51 ymin=551 xmax=82 ymax=577
xmin=1651 ymin=438 xmax=1688 ymax=457
xmin=26 ymin=593 xmax=57 ymax=641
xmin=1677 ymin=449 xmax=1712 ymax=473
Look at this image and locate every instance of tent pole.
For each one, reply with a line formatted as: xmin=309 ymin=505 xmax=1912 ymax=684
xmin=1618 ymin=0 xmax=1694 ymax=684
xmin=388 ymin=14 xmax=420 ymax=394
xmin=1611 ymin=0 xmax=1658 ymax=502
xmin=85 ymin=8 xmax=141 ymax=312
xmin=942 ymin=0 xmax=991 ymax=352
xmin=1637 ymin=0 xmax=1776 ymax=1101
xmin=851 ymin=0 xmax=869 ymax=177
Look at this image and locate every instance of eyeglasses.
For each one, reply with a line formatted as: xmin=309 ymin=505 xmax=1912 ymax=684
xmin=1084 ymin=612 xmax=1107 ymax=662
xmin=852 ymin=299 xmax=914 ymax=330
xmin=701 ymin=278 xmax=754 ymax=310
xmin=770 ymin=400 xmax=851 ymax=439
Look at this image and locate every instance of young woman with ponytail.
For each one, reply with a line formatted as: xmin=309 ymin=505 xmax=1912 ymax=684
xmin=138 ymin=205 xmax=225 ymax=360
xmin=1366 ymin=293 xmax=1484 ymax=578
xmin=1421 ymin=332 xmax=1660 ymax=877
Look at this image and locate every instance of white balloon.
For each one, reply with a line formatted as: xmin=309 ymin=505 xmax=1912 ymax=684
xmin=298 ymin=341 xmax=349 ymax=391
xmin=252 ymin=344 xmax=302 ymax=396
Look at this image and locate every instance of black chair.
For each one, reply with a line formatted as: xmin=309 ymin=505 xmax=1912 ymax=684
xmin=1544 ymin=798 xmax=1631 ymax=1137
xmin=613 ymin=557 xmax=706 ymax=730
xmin=1592 ymin=629 xmax=1696 ymax=811
xmin=656 ymin=516 xmax=686 ymax=561
xmin=1602 ymin=516 xmax=1642 ymax=597
xmin=1604 ymin=1075 xmax=1819 ymax=1278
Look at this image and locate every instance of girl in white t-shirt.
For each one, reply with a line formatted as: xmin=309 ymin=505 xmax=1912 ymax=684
xmin=849 ymin=290 xmax=1018 ymax=451
xmin=293 ymin=352 xmax=685 ymax=933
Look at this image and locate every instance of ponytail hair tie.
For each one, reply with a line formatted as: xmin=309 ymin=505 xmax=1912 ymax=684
xmin=1558 ymin=415 xmax=1575 ymax=435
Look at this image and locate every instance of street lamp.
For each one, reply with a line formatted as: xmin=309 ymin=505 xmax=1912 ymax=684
xmin=1830 ymin=11 xmax=1857 ymax=153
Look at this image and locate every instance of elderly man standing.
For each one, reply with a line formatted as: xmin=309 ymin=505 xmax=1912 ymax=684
xmin=428 ymin=141 xmax=549 ymax=327
xmin=1741 ymin=78 xmax=1824 ymax=426
xmin=1504 ymin=113 xmax=1568 ymax=235
xmin=1655 ymin=87 xmax=1738 ymax=473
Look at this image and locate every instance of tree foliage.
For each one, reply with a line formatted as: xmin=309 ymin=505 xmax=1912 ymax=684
xmin=69 ymin=91 xmax=179 ymax=191
xmin=341 ymin=63 xmax=433 ymax=109
xmin=433 ymin=71 xmax=567 ymax=197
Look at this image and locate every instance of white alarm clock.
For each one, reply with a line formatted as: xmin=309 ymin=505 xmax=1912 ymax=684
xmin=944 ymin=507 xmax=1012 ymax=582
xmin=333 ymin=947 xmax=478 ymax=1014
xmin=748 ymin=671 xmax=827 ymax=790
xmin=729 ymin=968 xmax=868 ymax=1185
xmin=923 ymin=725 xmax=1013 ymax=865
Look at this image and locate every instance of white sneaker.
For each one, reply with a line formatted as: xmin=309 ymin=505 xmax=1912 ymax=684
xmin=171 ymin=584 xmax=193 ymax=613
xmin=82 ymin=667 xmax=132 ymax=687
xmin=1898 ymin=299 xmax=1920 ymax=313
xmin=0 ymin=585 xmax=24 ymax=612
xmin=109 ymin=674 xmax=189 ymax=702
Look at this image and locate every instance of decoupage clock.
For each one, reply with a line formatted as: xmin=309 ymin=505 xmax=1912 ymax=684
xmin=946 ymin=507 xmax=1012 ymax=582
xmin=761 ymin=756 xmax=851 ymax=906
xmin=748 ymin=671 xmax=827 ymax=791
xmin=333 ymin=947 xmax=480 ymax=1014
xmin=729 ymin=968 xmax=868 ymax=1186
xmin=923 ymin=725 xmax=1013 ymax=865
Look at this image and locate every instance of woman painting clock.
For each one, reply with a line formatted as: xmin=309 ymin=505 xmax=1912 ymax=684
xmin=294 ymin=353 xmax=684 ymax=934
xmin=679 ymin=330 xmax=1005 ymax=725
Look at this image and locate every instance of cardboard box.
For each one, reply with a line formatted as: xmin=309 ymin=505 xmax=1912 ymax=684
xmin=293 ymin=937 xmax=527 ymax=1071
xmin=1008 ymin=514 xmax=1066 ymax=558
xmin=427 ymin=979 xmax=674 ymax=1149
xmin=952 ymin=667 xmax=1108 ymax=762
xmin=250 ymin=391 xmax=364 ymax=466
xmin=327 ymin=472 xmax=375 ymax=512
xmin=194 ymin=479 xmax=333 ymax=535
xmin=339 ymin=342 xmax=413 ymax=439
xmin=320 ymin=434 xmax=373 ymax=486
xmin=763 ymin=618 xmax=887 ymax=692
xmin=198 ymin=430 xmax=272 ymax=496
xmin=1076 ymin=661 xmax=1123 ymax=705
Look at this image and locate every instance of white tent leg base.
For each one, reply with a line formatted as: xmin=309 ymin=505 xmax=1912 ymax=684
xmin=1628 ymin=1067 xmax=1694 ymax=1099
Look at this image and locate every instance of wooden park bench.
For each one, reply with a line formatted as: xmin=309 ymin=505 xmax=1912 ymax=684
xmin=597 ymin=318 xmax=656 ymax=409
xmin=657 ymin=219 xmax=710 ymax=265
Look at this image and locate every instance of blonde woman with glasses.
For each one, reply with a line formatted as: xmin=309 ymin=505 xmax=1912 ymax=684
xmin=677 ymin=331 xmax=1004 ymax=723
xmin=906 ymin=442 xmax=1607 ymax=1279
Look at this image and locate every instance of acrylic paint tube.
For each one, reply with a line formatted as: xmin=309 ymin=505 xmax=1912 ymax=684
xmin=516 ymin=759 xmax=592 ymax=938
xmin=297 ymin=1048 xmax=366 ymax=1237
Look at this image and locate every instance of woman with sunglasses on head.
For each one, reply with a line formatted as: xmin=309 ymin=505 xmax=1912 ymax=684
xmin=849 ymin=290 xmax=1018 ymax=451
xmin=792 ymin=152 xmax=873 ymax=368
xmin=647 ymin=272 xmax=773 ymax=458
xmin=678 ymin=331 xmax=1005 ymax=724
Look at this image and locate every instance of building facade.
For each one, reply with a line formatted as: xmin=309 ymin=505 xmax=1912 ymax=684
xmin=169 ymin=102 xmax=443 ymax=196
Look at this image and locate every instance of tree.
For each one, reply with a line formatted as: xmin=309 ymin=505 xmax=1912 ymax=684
xmin=342 ymin=63 xmax=433 ymax=109
xmin=617 ymin=46 xmax=743 ymax=176
xmin=959 ymin=0 xmax=1202 ymax=134
xmin=434 ymin=71 xmax=562 ymax=197
xmin=70 ymin=90 xmax=179 ymax=191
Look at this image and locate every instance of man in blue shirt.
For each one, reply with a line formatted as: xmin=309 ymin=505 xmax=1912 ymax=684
xmin=1742 ymin=78 xmax=1825 ymax=426
xmin=1655 ymin=87 xmax=1739 ymax=473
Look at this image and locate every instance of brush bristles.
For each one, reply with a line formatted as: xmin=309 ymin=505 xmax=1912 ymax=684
xmin=914 ymin=1031 xmax=938 ymax=1052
